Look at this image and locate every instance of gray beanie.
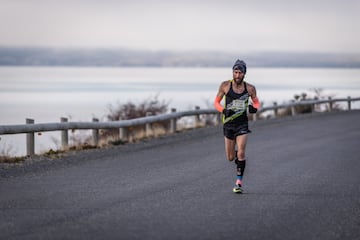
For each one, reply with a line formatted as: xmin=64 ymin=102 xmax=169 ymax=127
xmin=232 ymin=59 xmax=246 ymax=74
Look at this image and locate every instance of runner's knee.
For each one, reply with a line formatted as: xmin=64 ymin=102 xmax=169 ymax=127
xmin=226 ymin=149 xmax=237 ymax=161
xmin=237 ymin=150 xmax=245 ymax=160
xmin=227 ymin=153 xmax=236 ymax=161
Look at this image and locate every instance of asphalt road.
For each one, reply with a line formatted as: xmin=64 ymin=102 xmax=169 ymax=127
xmin=1 ymin=111 xmax=360 ymax=240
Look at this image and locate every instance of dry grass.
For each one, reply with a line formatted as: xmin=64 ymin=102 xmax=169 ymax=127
xmin=0 ymin=141 xmax=26 ymax=163
xmin=276 ymin=88 xmax=343 ymax=117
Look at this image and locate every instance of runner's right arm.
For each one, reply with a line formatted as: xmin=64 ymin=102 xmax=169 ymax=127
xmin=247 ymin=83 xmax=260 ymax=113
xmin=214 ymin=81 xmax=227 ymax=113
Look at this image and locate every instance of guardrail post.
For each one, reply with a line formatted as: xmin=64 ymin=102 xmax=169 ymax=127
xmin=92 ymin=118 xmax=99 ymax=146
xmin=311 ymin=103 xmax=315 ymax=113
xmin=253 ymin=112 xmax=258 ymax=121
xmin=26 ymin=118 xmax=35 ymax=156
xmin=120 ymin=127 xmax=128 ymax=142
xmin=170 ymin=108 xmax=177 ymax=133
xmin=60 ymin=117 xmax=68 ymax=150
xmin=216 ymin=113 xmax=222 ymax=125
xmin=273 ymin=102 xmax=278 ymax=117
xmin=195 ymin=106 xmax=201 ymax=127
xmin=347 ymin=96 xmax=351 ymax=110
xmin=146 ymin=112 xmax=152 ymax=137
xmin=328 ymin=97 xmax=333 ymax=112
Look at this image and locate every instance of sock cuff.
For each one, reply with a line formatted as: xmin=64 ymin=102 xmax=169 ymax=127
xmin=235 ymin=159 xmax=246 ymax=167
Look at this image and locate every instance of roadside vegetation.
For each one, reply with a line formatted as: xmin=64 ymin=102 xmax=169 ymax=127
xmin=0 ymin=140 xmax=25 ymax=163
xmin=259 ymin=88 xmax=343 ymax=119
xmin=101 ymin=94 xmax=170 ymax=144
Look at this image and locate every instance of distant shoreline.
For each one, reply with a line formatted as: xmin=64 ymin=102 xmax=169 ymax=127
xmin=1 ymin=47 xmax=360 ymax=68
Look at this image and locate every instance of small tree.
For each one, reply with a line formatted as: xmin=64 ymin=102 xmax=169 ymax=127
xmin=101 ymin=94 xmax=170 ymax=142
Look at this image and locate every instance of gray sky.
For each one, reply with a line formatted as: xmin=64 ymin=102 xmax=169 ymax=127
xmin=1 ymin=0 xmax=359 ymax=53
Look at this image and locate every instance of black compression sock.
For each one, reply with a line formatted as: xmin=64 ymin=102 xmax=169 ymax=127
xmin=235 ymin=159 xmax=246 ymax=177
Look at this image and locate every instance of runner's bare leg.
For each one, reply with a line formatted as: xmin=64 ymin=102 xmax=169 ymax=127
xmin=224 ymin=137 xmax=236 ymax=161
xmin=236 ymin=134 xmax=248 ymax=160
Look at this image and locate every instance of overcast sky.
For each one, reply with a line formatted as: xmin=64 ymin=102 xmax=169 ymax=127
xmin=1 ymin=0 xmax=359 ymax=53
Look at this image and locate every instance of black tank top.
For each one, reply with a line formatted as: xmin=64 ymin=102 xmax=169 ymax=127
xmin=223 ymin=81 xmax=249 ymax=124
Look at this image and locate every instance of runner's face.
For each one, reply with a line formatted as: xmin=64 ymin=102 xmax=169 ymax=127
xmin=233 ymin=70 xmax=245 ymax=84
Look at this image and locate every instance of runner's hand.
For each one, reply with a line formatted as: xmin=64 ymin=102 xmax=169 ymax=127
xmin=249 ymin=105 xmax=258 ymax=113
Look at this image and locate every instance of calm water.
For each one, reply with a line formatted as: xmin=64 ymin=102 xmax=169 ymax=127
xmin=1 ymin=66 xmax=360 ymax=156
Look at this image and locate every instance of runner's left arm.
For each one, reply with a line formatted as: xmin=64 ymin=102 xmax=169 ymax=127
xmin=214 ymin=82 xmax=226 ymax=113
xmin=251 ymin=96 xmax=260 ymax=109
xmin=249 ymin=85 xmax=260 ymax=112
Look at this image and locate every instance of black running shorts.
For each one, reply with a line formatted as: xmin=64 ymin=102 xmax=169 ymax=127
xmin=223 ymin=122 xmax=251 ymax=140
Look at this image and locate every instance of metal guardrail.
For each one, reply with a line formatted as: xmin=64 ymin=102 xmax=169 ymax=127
xmin=256 ymin=96 xmax=360 ymax=120
xmin=1 ymin=97 xmax=359 ymax=156
xmin=0 ymin=108 xmax=216 ymax=134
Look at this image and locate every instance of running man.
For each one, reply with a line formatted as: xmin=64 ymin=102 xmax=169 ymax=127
xmin=214 ymin=59 xmax=260 ymax=193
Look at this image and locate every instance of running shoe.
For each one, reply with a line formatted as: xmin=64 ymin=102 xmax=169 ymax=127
xmin=233 ymin=184 xmax=243 ymax=193
xmin=233 ymin=179 xmax=243 ymax=193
